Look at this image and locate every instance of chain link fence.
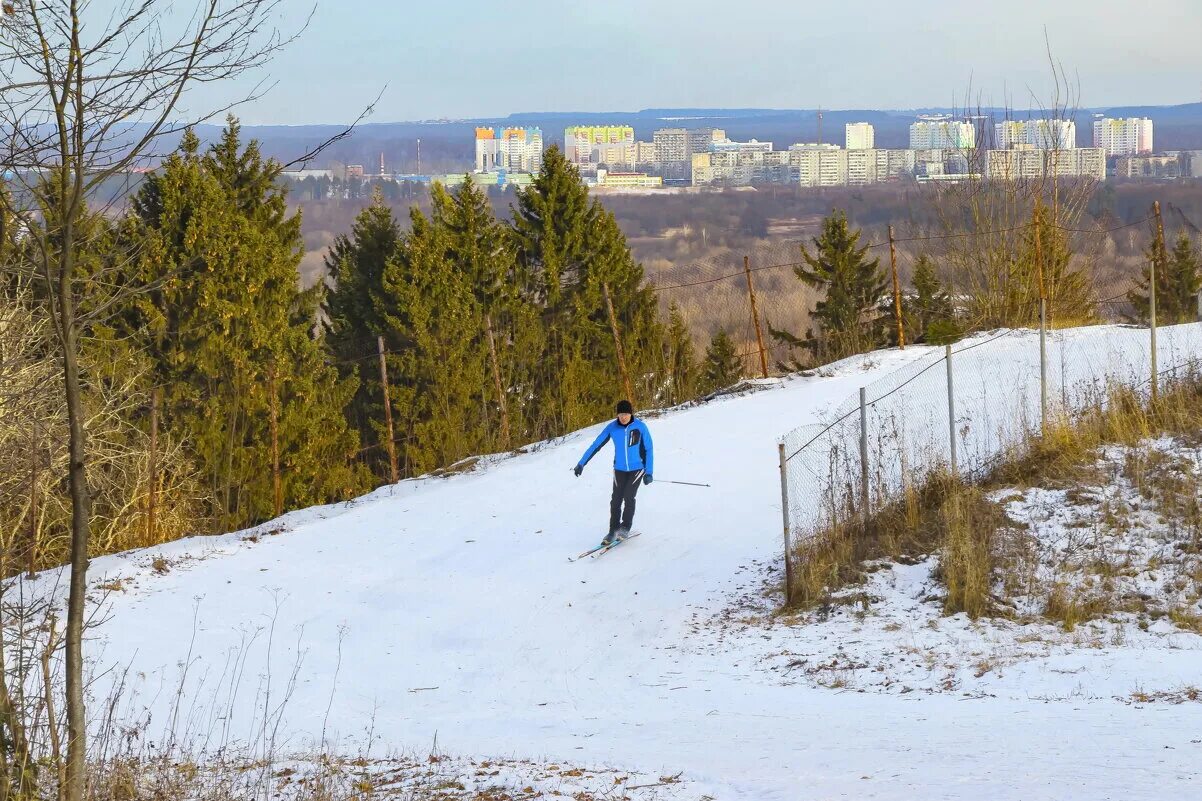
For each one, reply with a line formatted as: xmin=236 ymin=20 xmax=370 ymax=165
xmin=778 ymin=317 xmax=1202 ymax=597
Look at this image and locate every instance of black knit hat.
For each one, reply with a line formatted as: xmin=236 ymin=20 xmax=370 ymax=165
xmin=616 ymin=399 xmax=634 ymax=415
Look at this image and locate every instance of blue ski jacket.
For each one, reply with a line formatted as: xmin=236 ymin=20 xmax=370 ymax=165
xmin=576 ymin=418 xmax=654 ymax=475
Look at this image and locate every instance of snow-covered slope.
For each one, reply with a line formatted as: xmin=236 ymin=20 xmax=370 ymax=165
xmin=23 ymin=325 xmax=1202 ymax=800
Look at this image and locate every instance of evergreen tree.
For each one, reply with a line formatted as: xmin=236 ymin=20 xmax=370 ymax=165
xmin=511 ymin=147 xmax=666 ymax=434
xmin=323 ymin=189 xmax=403 ymax=473
xmin=436 ymin=177 xmax=532 ymax=450
xmin=119 ymin=121 xmax=367 ymax=531
xmin=1129 ymin=231 xmax=1200 ymax=325
xmin=908 ymin=254 xmax=959 ymax=344
xmin=1017 ymin=211 xmax=1093 ymax=326
xmin=702 ymin=328 xmax=743 ymax=393
xmin=662 ymin=303 xmax=698 ymax=405
xmin=769 ymin=210 xmax=886 ymax=366
xmin=378 ymin=198 xmax=488 ymax=474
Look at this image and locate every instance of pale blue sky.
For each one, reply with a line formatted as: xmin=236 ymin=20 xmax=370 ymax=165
xmin=193 ymin=0 xmax=1202 ymax=124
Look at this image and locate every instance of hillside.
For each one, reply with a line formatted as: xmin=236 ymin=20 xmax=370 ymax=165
xmin=20 ymin=325 xmax=1202 ymax=800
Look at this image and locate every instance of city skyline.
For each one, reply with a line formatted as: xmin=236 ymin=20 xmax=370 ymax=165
xmin=174 ymin=0 xmax=1202 ymax=126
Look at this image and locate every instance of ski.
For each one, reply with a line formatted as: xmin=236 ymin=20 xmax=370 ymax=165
xmin=571 ymin=542 xmax=610 ymax=561
xmin=569 ymin=532 xmax=641 ymax=562
xmin=590 ymin=531 xmax=641 ymax=558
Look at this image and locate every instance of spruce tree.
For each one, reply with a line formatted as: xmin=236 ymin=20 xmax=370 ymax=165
xmin=510 ymin=147 xmax=666 ymax=435
xmin=1018 ymin=212 xmax=1093 ymax=326
xmin=324 ymin=189 xmax=403 ymax=474
xmin=1129 ymin=231 xmax=1199 ymax=325
xmin=769 ymin=210 xmax=886 ymax=366
xmin=702 ymin=328 xmax=743 ymax=393
xmin=436 ymin=178 xmax=532 ymax=449
xmin=119 ymin=122 xmax=367 ymax=531
xmin=663 ymin=303 xmax=698 ymax=405
xmin=909 ymin=254 xmax=959 ymax=344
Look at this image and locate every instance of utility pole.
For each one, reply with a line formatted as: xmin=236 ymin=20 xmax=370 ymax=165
xmin=377 ymin=336 xmax=399 ymax=483
xmin=887 ymin=225 xmax=905 ymax=349
xmin=743 ymin=255 xmax=769 ymax=378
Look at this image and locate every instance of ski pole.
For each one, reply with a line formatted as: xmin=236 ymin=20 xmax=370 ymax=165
xmin=659 ymin=479 xmax=711 ymax=488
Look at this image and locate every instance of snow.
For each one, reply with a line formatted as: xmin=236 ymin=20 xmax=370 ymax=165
xmin=15 ymin=324 xmax=1202 ymax=799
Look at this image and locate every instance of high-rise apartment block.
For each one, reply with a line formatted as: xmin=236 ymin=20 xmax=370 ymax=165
xmin=845 ymin=122 xmax=875 ymax=150
xmin=653 ymin=127 xmax=726 ymax=183
xmin=995 ymin=119 xmax=1076 ymax=150
xmin=475 ymin=127 xmax=543 ymax=173
xmin=909 ymin=116 xmax=975 ymax=149
xmin=985 ymin=146 xmax=1106 ymax=180
xmin=564 ymin=126 xmax=635 ymax=170
xmin=1092 ymin=117 xmax=1153 ymax=157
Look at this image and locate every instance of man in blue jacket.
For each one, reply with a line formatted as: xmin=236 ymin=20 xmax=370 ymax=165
xmin=573 ymin=400 xmax=654 ymax=545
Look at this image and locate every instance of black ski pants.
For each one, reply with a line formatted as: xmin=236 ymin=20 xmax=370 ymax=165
xmin=609 ymin=468 xmax=644 ymax=536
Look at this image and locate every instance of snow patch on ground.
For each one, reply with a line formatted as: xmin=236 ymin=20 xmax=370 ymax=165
xmin=703 ymin=437 xmax=1202 ymax=703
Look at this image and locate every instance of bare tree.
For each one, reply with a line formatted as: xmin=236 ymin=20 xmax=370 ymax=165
xmin=927 ymin=44 xmax=1101 ymax=329
xmin=0 ymin=3 xmax=303 ymax=797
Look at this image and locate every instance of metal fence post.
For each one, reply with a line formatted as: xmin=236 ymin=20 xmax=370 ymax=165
xmin=777 ymin=443 xmax=794 ymax=606
xmin=946 ymin=344 xmax=958 ymax=474
xmin=859 ymin=387 xmax=870 ymax=517
xmin=1151 ymin=267 xmax=1159 ymax=403
xmin=1039 ymin=298 xmax=1048 ymax=433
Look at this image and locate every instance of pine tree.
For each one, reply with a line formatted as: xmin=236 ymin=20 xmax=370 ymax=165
xmin=374 ymin=192 xmax=496 ymax=474
xmin=663 ymin=303 xmax=698 ymax=405
xmin=1018 ymin=211 xmax=1093 ymax=326
xmin=1165 ymin=233 xmax=1202 ymax=323
xmin=769 ymin=210 xmax=886 ymax=366
xmin=702 ymin=328 xmax=743 ymax=393
xmin=909 ymin=254 xmax=959 ymax=344
xmin=323 ymin=189 xmax=403 ymax=474
xmin=436 ymin=178 xmax=531 ymax=450
xmin=510 ymin=147 xmax=666 ymax=435
xmin=1129 ymin=231 xmax=1199 ymax=325
xmin=119 ymin=122 xmax=368 ymax=531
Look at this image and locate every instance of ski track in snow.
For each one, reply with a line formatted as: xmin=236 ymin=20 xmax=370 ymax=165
xmin=15 ymin=324 xmax=1202 ymax=800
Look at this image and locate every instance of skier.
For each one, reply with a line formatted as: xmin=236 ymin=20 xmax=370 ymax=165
xmin=573 ymin=400 xmax=654 ymax=546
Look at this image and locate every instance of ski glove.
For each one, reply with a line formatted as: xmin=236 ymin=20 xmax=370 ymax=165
xmin=573 ymin=465 xmax=583 ymax=477
xmin=643 ymin=474 xmax=653 ymax=485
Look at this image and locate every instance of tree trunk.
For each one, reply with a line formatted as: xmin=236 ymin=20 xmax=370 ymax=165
xmin=484 ymin=313 xmax=511 ymax=450
xmin=59 ymin=242 xmax=91 ymax=801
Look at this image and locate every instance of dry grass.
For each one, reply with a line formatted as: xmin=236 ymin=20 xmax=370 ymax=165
xmin=788 ymin=374 xmax=1202 ymax=631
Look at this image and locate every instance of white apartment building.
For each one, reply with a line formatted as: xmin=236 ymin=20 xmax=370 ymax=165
xmin=691 ymin=150 xmax=793 ymax=186
xmin=845 ymin=122 xmax=875 ymax=150
xmin=474 ymin=127 xmax=543 ymax=173
xmin=909 ymin=117 xmax=976 ymax=150
xmin=564 ymin=126 xmax=635 ymax=170
xmin=653 ymin=127 xmax=726 ymax=183
xmin=789 ymin=146 xmax=848 ymax=187
xmin=985 ymin=146 xmax=1106 ymax=180
xmin=633 ymin=140 xmax=658 ymax=166
xmin=1093 ymin=117 xmax=1154 ymax=157
xmin=1116 ymin=155 xmax=1181 ymax=179
xmin=995 ymin=119 xmax=1076 ymax=150
xmin=847 ymin=149 xmax=877 ymax=185
xmin=874 ymin=149 xmax=917 ymax=180
xmin=712 ymin=138 xmax=774 ymax=155
xmin=652 ymin=128 xmax=690 ymax=183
